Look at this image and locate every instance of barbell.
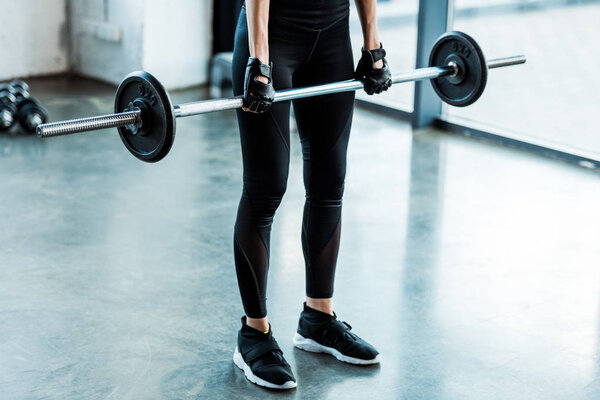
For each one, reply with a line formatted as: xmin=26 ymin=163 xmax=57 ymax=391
xmin=37 ymin=31 xmax=526 ymax=163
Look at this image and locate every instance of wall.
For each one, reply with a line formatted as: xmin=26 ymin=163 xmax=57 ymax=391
xmin=69 ymin=0 xmax=145 ymax=85
xmin=70 ymin=0 xmax=212 ymax=89
xmin=143 ymin=1 xmax=211 ymax=89
xmin=0 ymin=0 xmax=69 ymax=80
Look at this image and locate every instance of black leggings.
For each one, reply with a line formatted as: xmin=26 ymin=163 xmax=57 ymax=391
xmin=232 ymin=0 xmax=354 ymax=318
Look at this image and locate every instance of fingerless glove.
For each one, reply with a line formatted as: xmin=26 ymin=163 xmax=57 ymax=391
xmin=243 ymin=57 xmax=276 ymax=113
xmin=355 ymin=44 xmax=392 ymax=95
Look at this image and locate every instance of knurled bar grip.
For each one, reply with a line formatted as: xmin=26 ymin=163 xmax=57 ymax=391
xmin=37 ymin=110 xmax=141 ymax=138
xmin=36 ymin=55 xmax=526 ymax=139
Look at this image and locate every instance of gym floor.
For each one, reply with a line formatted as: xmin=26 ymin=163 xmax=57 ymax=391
xmin=1 ymin=77 xmax=600 ymax=400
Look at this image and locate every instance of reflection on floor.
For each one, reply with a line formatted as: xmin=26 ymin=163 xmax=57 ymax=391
xmin=1 ymin=77 xmax=599 ymax=400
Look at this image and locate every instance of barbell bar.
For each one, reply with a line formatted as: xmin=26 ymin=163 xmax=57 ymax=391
xmin=173 ymin=55 xmax=525 ymax=118
xmin=36 ymin=31 xmax=526 ymax=163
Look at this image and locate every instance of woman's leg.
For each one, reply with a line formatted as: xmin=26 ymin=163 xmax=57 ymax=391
xmin=292 ymin=39 xmax=381 ymax=363
xmin=291 ymin=16 xmax=355 ymax=314
xmin=292 ymin=53 xmax=381 ymax=363
xmin=232 ymin=7 xmax=302 ymax=332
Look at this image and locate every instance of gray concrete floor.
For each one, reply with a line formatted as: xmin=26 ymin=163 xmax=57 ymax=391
xmin=1 ymin=77 xmax=600 ymax=399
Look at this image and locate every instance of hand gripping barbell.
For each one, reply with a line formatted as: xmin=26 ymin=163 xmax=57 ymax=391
xmin=37 ymin=31 xmax=526 ymax=163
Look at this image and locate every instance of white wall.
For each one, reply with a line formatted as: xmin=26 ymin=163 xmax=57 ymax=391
xmin=70 ymin=0 xmax=145 ymax=84
xmin=0 ymin=0 xmax=69 ymax=80
xmin=70 ymin=0 xmax=212 ymax=89
xmin=143 ymin=1 xmax=211 ymax=89
xmin=0 ymin=0 xmax=212 ymax=88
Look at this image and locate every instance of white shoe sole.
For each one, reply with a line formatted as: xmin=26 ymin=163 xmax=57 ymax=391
xmin=233 ymin=347 xmax=297 ymax=390
xmin=293 ymin=333 xmax=381 ymax=365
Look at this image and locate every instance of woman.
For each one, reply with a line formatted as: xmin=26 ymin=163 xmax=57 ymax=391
xmin=231 ymin=0 xmax=391 ymax=389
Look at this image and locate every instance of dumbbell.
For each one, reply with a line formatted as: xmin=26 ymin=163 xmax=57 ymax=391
xmin=8 ymin=81 xmax=49 ymax=133
xmin=10 ymin=79 xmax=30 ymax=93
xmin=16 ymin=97 xmax=48 ymax=133
xmin=11 ymin=86 xmax=30 ymax=102
xmin=0 ymin=84 xmax=18 ymax=131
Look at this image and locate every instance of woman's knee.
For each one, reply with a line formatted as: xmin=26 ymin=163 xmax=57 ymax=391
xmin=307 ymin=182 xmax=345 ymax=203
xmin=244 ymin=174 xmax=288 ymax=215
xmin=306 ymin=166 xmax=346 ymax=201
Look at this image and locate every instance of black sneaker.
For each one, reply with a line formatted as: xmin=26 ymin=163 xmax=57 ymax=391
xmin=293 ymin=303 xmax=381 ymax=365
xmin=233 ymin=317 xmax=297 ymax=389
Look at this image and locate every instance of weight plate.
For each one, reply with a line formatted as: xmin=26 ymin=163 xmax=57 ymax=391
xmin=115 ymin=71 xmax=175 ymax=162
xmin=429 ymin=31 xmax=487 ymax=107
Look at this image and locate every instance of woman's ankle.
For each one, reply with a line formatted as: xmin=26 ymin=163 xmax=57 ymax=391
xmin=306 ymin=297 xmax=334 ymax=316
xmin=246 ymin=316 xmax=270 ymax=333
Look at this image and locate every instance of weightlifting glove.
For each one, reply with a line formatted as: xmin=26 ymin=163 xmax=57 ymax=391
xmin=355 ymin=44 xmax=392 ymax=95
xmin=243 ymin=57 xmax=275 ymax=113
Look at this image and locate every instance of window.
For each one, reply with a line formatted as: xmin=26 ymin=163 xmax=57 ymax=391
xmin=448 ymin=0 xmax=600 ymax=157
xmin=350 ymin=0 xmax=419 ymax=110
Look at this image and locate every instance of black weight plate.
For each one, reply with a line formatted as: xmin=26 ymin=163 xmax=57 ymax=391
xmin=115 ymin=71 xmax=175 ymax=162
xmin=429 ymin=31 xmax=487 ymax=107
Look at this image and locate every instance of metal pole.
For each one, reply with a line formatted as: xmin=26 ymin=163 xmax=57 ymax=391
xmin=174 ymin=65 xmax=454 ymax=118
xmin=413 ymin=0 xmax=450 ymax=129
xmin=174 ymin=55 xmax=524 ymax=118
